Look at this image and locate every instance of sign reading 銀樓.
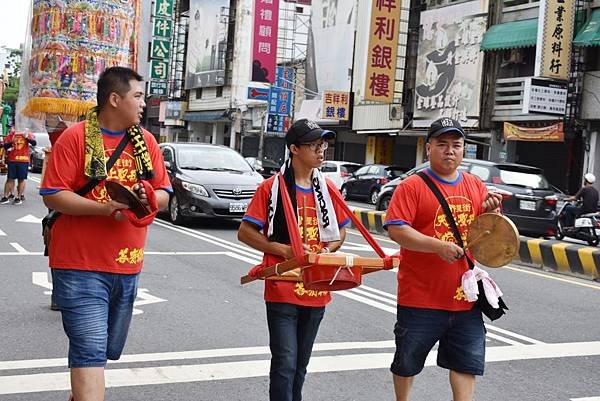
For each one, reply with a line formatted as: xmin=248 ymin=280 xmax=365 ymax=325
xmin=251 ymin=0 xmax=280 ymax=83
xmin=149 ymin=0 xmax=174 ymax=96
xmin=535 ymin=0 xmax=575 ymax=81
xmin=322 ymin=91 xmax=350 ymax=120
xmin=364 ymin=0 xmax=400 ymax=103
xmin=522 ymin=78 xmax=568 ymax=115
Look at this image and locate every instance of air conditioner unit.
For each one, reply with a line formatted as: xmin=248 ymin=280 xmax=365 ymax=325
xmin=389 ymin=104 xmax=403 ymax=121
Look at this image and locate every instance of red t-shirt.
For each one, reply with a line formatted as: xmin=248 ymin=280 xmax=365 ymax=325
xmin=5 ymin=133 xmax=33 ymax=163
xmin=384 ymin=169 xmax=488 ymax=311
xmin=40 ymin=121 xmax=172 ymax=274
xmin=243 ymin=175 xmax=350 ymax=307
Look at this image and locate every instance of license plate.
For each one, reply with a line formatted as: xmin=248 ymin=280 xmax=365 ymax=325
xmin=519 ymin=200 xmax=536 ymax=211
xmin=229 ymin=202 xmax=248 ymax=213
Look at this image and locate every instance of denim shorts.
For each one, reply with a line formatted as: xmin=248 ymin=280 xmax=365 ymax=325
xmin=390 ymin=305 xmax=486 ymax=377
xmin=7 ymin=162 xmax=28 ymax=180
xmin=51 ymin=269 xmax=139 ymax=368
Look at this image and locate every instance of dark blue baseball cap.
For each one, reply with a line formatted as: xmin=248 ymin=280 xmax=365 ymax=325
xmin=286 ymin=119 xmax=335 ymax=148
xmin=427 ymin=117 xmax=466 ymax=142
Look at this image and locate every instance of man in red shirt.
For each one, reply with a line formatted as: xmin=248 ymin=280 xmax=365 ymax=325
xmin=41 ymin=67 xmax=171 ymax=401
xmin=384 ymin=118 xmax=502 ymax=401
xmin=1 ymin=125 xmax=36 ymax=204
xmin=238 ymin=119 xmax=350 ymax=401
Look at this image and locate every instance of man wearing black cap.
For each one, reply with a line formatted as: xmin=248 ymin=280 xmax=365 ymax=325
xmin=383 ymin=117 xmax=502 ymax=401
xmin=238 ymin=119 xmax=351 ymax=401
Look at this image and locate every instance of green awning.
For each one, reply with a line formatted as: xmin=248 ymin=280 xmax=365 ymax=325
xmin=574 ymin=9 xmax=600 ymax=47
xmin=480 ymin=18 xmax=538 ymax=51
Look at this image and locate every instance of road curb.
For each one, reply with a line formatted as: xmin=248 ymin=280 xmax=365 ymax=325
xmin=350 ymin=208 xmax=600 ymax=280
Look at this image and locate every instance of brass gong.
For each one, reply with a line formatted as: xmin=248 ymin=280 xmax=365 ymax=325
xmin=466 ymin=213 xmax=520 ymax=268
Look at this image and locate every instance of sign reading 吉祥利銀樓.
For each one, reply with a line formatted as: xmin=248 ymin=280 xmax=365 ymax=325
xmin=535 ymin=0 xmax=575 ymax=81
xmin=364 ymin=0 xmax=400 ymax=103
xmin=322 ymin=91 xmax=350 ymax=120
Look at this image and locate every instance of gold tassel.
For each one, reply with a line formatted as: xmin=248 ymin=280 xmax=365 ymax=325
xmin=21 ymin=97 xmax=96 ymax=118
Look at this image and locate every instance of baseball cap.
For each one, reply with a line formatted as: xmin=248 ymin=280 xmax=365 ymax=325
xmin=285 ymin=119 xmax=336 ymax=148
xmin=584 ymin=173 xmax=596 ymax=184
xmin=427 ymin=117 xmax=466 ymax=141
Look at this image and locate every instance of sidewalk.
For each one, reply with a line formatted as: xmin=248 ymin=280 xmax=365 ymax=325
xmin=351 ymin=208 xmax=600 ymax=281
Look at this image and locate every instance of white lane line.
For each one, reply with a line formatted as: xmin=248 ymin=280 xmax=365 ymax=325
xmin=154 ymin=220 xmax=262 ymax=257
xmin=484 ymin=324 xmax=545 ymax=345
xmin=9 ymin=242 xmax=28 ymax=254
xmin=348 ymin=287 xmax=397 ymax=306
xmin=28 ymin=176 xmax=41 ymax=183
xmin=0 ymin=227 xmax=6 ymax=236
xmin=336 ymin=290 xmax=397 ymax=314
xmin=3 ymin=341 xmax=600 ymax=395
xmin=484 ymin=332 xmax=524 ymax=346
xmin=346 ymin=228 xmax=398 ymax=244
xmin=571 ymin=398 xmax=600 ymax=401
xmin=359 ymin=284 xmax=397 ymax=300
xmin=0 ymin=340 xmax=396 ymax=371
xmin=505 ymin=265 xmax=600 ymax=291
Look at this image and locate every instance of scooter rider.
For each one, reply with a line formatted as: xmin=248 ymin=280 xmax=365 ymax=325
xmin=563 ymin=173 xmax=599 ymax=227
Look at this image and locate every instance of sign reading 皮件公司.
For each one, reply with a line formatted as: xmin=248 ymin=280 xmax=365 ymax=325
xmin=149 ymin=0 xmax=174 ymax=96
xmin=522 ymin=78 xmax=567 ymax=115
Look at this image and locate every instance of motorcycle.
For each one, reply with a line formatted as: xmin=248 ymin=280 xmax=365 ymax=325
xmin=555 ymin=201 xmax=600 ymax=246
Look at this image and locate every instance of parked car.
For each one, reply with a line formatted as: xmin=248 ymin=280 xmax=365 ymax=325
xmin=30 ymin=132 xmax=51 ymax=173
xmin=375 ymin=158 xmax=562 ymax=237
xmin=160 ymin=143 xmax=264 ymax=224
xmin=245 ymin=156 xmax=281 ymax=178
xmin=320 ymin=161 xmax=363 ymax=190
xmin=341 ymin=164 xmax=404 ymax=204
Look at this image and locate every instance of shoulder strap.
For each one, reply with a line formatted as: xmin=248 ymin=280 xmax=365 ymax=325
xmin=417 ymin=171 xmax=475 ymax=269
xmin=76 ymin=133 xmax=129 ymax=196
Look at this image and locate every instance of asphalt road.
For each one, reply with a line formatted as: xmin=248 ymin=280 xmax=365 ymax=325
xmin=1 ymin=173 xmax=600 ymax=401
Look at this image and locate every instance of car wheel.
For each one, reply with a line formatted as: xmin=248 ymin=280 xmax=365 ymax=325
xmin=169 ymin=195 xmax=185 ymax=225
xmin=377 ymin=194 xmax=391 ymax=211
xmin=370 ymin=189 xmax=379 ymax=205
xmin=341 ymin=185 xmax=348 ymax=200
xmin=555 ymin=220 xmax=565 ymax=240
xmin=588 ymin=228 xmax=599 ymax=246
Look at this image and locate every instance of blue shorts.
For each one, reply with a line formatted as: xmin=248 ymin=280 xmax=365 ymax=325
xmin=7 ymin=162 xmax=28 ymax=180
xmin=390 ymin=305 xmax=486 ymax=377
xmin=51 ymin=269 xmax=140 ymax=368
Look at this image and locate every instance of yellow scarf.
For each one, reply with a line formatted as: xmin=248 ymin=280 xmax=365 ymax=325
xmin=84 ymin=107 xmax=154 ymax=180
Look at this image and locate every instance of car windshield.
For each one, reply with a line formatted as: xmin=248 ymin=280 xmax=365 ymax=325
xmin=177 ymin=147 xmax=253 ymax=172
xmin=33 ymin=134 xmax=50 ymax=147
xmin=498 ymin=168 xmax=551 ymax=189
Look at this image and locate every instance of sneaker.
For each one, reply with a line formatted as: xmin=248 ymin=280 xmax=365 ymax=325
xmin=0 ymin=197 xmax=9 ymax=204
xmin=50 ymin=301 xmax=60 ymax=311
xmin=12 ymin=197 xmax=22 ymax=205
xmin=8 ymin=194 xmax=14 ymax=199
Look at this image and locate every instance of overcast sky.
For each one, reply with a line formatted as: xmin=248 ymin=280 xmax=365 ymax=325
xmin=0 ymin=1 xmax=30 ymax=49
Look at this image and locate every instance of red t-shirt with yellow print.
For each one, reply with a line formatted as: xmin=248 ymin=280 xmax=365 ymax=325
xmin=40 ymin=122 xmax=172 ymax=274
xmin=5 ymin=133 xmax=34 ymax=163
xmin=384 ymin=168 xmax=488 ymax=311
xmin=243 ymin=175 xmax=350 ymax=307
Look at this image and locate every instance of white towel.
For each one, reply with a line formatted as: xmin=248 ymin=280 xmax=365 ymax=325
xmin=461 ymin=265 xmax=503 ymax=308
xmin=267 ymin=159 xmax=340 ymax=243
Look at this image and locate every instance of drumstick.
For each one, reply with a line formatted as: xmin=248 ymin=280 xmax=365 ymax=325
xmin=465 ymin=230 xmax=491 ymax=250
xmin=302 ymin=195 xmax=308 ymax=244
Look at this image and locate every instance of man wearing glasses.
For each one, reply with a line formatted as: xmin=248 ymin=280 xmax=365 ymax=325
xmin=238 ymin=119 xmax=350 ymax=401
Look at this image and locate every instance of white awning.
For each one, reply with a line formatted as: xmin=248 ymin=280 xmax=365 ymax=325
xmin=294 ymin=99 xmax=338 ymax=126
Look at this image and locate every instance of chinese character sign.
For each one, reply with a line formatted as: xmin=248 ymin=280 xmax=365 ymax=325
xmin=364 ymin=0 xmax=401 ymax=103
xmin=149 ymin=0 xmax=174 ymax=96
xmin=268 ymin=87 xmax=293 ymax=116
xmin=413 ymin=0 xmax=487 ymax=128
xmin=535 ymin=0 xmax=575 ymax=81
xmin=252 ymin=0 xmax=280 ymax=83
xmin=322 ymin=90 xmax=350 ymax=120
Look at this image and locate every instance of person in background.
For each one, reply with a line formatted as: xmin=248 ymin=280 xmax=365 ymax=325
xmin=1 ymin=125 xmax=36 ymax=205
xmin=563 ymin=173 xmax=599 ymax=227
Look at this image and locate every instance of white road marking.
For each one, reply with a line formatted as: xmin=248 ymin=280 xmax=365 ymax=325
xmin=484 ymin=323 xmax=545 ymax=345
xmin=340 ymin=240 xmax=398 ymax=255
xmin=15 ymin=214 xmax=43 ymax=224
xmin=571 ymin=398 xmax=600 ymax=401
xmin=505 ymin=265 xmax=600 ymax=291
xmin=32 ymin=272 xmax=52 ymax=290
xmin=2 ymin=341 xmax=600 ymax=395
xmin=9 ymin=242 xmax=28 ymax=253
xmin=0 ymin=227 xmax=6 ymax=236
xmin=28 ymin=176 xmax=41 ymax=183
xmin=133 ymin=288 xmax=167 ymax=315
